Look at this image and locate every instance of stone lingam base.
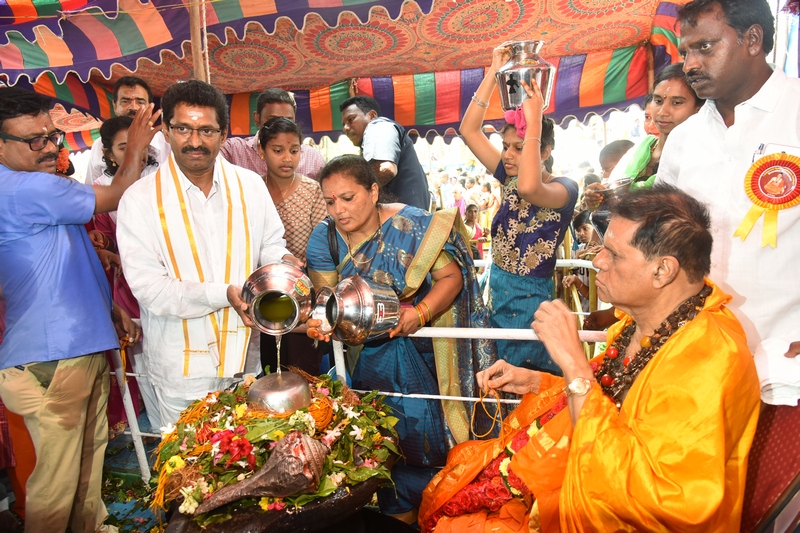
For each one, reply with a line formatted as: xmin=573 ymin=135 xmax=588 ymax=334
xmin=164 ymin=458 xmax=406 ymax=533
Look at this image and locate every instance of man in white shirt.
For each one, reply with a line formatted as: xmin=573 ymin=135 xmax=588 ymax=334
xmin=657 ymin=0 xmax=800 ymax=405
xmin=117 ymin=80 xmax=299 ymax=425
xmin=84 ymin=76 xmax=171 ymax=184
xmin=219 ymin=88 xmax=326 ymax=181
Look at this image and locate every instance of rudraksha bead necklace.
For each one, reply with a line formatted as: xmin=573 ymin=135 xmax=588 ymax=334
xmin=596 ymin=284 xmax=713 ymax=408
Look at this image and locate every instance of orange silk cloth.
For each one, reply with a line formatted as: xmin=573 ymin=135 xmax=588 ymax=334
xmin=419 ymin=280 xmax=761 ymax=532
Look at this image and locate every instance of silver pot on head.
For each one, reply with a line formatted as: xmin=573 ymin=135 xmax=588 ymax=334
xmin=241 ymin=260 xmax=314 ymax=335
xmin=495 ymin=40 xmax=555 ymax=111
xmin=311 ymin=275 xmax=400 ymax=346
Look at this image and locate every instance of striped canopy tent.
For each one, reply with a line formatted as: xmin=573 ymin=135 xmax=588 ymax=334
xmin=0 ymin=0 xmax=688 ymax=150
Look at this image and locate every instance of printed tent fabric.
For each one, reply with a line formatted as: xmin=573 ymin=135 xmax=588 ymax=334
xmin=1 ymin=0 xmax=687 ymax=144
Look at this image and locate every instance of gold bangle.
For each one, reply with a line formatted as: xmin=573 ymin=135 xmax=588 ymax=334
xmin=471 ymin=93 xmax=489 ymax=109
xmin=419 ymin=301 xmax=432 ymax=322
xmin=522 ymin=136 xmax=541 ymax=148
xmin=415 ymin=306 xmax=426 ymax=328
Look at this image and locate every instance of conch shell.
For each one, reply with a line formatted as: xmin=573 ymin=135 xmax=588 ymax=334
xmin=193 ymin=431 xmax=328 ymax=515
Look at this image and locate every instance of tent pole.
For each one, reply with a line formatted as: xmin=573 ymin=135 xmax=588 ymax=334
xmin=646 ymin=42 xmax=655 ymax=92
xmin=189 ymin=1 xmax=208 ymax=83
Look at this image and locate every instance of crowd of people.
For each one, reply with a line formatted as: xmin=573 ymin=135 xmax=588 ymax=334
xmin=0 ymin=0 xmax=798 ymax=531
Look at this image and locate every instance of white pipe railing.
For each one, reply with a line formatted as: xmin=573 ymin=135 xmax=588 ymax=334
xmin=473 ymin=258 xmax=597 ymax=270
xmin=108 ymin=350 xmax=154 ymax=483
xmin=333 ymin=328 xmax=605 ymax=385
xmin=351 ymin=390 xmax=523 ymax=405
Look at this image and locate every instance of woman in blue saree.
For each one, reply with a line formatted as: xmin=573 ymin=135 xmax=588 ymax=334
xmin=305 ymin=155 xmax=496 ymax=523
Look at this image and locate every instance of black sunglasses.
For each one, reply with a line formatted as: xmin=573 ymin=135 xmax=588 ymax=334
xmin=0 ymin=130 xmax=66 ymax=151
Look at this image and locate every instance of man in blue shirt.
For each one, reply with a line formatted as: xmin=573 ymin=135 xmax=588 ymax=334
xmin=0 ymin=87 xmax=157 ymax=533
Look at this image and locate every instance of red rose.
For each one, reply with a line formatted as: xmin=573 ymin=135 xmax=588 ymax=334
xmin=509 ymin=428 xmax=531 ymax=453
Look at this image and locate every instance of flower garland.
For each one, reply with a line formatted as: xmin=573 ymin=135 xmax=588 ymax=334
xmin=152 ymin=373 xmax=398 ymax=527
xmin=424 ymin=394 xmax=570 ymax=530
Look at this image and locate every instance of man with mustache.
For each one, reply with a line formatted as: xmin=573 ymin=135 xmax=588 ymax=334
xmin=657 ymin=0 xmax=800 ymax=405
xmin=340 ymin=96 xmax=431 ymax=210
xmin=0 ymin=87 xmax=156 ymax=532
xmin=83 ymin=76 xmax=171 ymax=184
xmin=116 ymin=81 xmax=299 ymax=426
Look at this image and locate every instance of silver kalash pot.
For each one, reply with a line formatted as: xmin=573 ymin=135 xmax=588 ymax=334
xmin=495 ymin=40 xmax=555 ymax=111
xmin=241 ymin=260 xmax=314 ymax=335
xmin=311 ymin=275 xmax=400 ymax=346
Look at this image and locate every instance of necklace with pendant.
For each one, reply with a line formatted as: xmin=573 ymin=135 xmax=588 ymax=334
xmin=345 ymin=205 xmax=383 ymax=275
xmin=269 ymin=173 xmax=296 ymax=203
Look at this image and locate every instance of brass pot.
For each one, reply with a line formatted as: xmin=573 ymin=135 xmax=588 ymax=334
xmin=241 ymin=261 xmax=314 ymax=335
xmin=311 ymin=275 xmax=400 ymax=346
xmin=495 ymin=40 xmax=555 ymax=111
xmin=247 ymin=371 xmax=312 ymax=414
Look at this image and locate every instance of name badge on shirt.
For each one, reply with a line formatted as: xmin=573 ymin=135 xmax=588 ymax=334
xmin=734 ymin=152 xmax=800 ymax=248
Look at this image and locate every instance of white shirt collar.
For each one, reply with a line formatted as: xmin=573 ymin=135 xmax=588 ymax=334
xmin=703 ymin=67 xmax=785 ymax=121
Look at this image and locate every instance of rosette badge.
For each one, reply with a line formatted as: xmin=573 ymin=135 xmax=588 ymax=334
xmin=242 ymin=260 xmax=314 ymax=334
xmin=495 ymin=40 xmax=555 ymax=111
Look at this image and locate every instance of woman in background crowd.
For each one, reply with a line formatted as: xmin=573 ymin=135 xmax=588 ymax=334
xmin=464 ymin=203 xmax=485 ymax=260
xmin=607 ymin=62 xmax=704 ymax=190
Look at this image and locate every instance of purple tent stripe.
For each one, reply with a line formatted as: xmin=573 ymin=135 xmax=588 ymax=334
xmin=554 ymin=55 xmax=586 ymax=115
xmin=652 ymin=45 xmax=673 ymax=76
xmin=293 ymin=89 xmax=315 ymax=139
xmin=371 ymin=76 xmax=395 ymax=121
xmin=655 ymin=1 xmax=680 ymax=17
xmin=459 ymin=68 xmax=486 ymax=122
xmin=61 ymin=22 xmax=99 ymax=64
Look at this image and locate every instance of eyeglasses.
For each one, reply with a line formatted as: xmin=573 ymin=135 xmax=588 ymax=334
xmin=0 ymin=130 xmax=65 ymax=151
xmin=168 ymin=124 xmax=223 ymax=139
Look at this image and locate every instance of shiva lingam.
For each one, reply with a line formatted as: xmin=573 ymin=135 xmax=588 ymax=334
xmin=495 ymin=40 xmax=556 ymax=111
xmin=311 ymin=275 xmax=400 ymax=346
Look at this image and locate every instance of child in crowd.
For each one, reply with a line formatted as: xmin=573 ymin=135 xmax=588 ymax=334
xmin=563 ymin=210 xmax=601 ymax=312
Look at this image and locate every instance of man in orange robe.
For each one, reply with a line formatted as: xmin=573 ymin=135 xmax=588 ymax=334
xmin=420 ymin=184 xmax=760 ymax=532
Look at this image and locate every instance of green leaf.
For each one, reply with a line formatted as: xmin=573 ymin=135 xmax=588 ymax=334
xmin=346 ymin=467 xmax=382 ymax=483
xmin=157 ymin=440 xmax=181 ymax=463
xmin=218 ymin=391 xmax=236 ymax=407
xmin=194 ymin=510 xmax=233 ymax=526
xmin=284 ymin=475 xmax=338 ymax=507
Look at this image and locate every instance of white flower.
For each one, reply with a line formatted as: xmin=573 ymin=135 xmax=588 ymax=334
xmin=160 ymin=424 xmax=176 ymax=437
xmin=342 ymin=405 xmax=360 ymax=419
xmin=288 ymin=411 xmax=316 ymax=436
xmin=321 ymin=426 xmax=342 ymax=447
xmin=236 ymin=460 xmax=248 ymax=469
xmin=349 ymin=425 xmax=365 ymax=441
xmin=178 ymin=486 xmax=199 ymax=515
xmin=328 ymin=472 xmax=346 ymax=486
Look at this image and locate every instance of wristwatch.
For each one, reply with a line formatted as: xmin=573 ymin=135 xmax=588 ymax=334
xmin=564 ymin=377 xmax=592 ymax=397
